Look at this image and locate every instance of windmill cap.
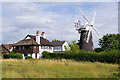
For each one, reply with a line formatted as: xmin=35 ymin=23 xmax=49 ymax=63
xmin=36 ymin=31 xmax=39 ymax=34
xmin=42 ymin=32 xmax=45 ymax=34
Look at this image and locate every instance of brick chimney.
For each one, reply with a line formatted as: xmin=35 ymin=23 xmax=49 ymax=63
xmin=36 ymin=30 xmax=40 ymax=44
xmin=41 ymin=32 xmax=46 ymax=38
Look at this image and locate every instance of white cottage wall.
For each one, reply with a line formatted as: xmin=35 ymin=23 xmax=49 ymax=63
xmin=22 ymin=54 xmax=25 ymax=60
xmin=62 ymin=41 xmax=70 ymax=51
xmin=32 ymin=53 xmax=35 ymax=59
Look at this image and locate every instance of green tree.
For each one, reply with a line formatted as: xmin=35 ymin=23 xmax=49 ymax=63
xmin=69 ymin=40 xmax=80 ymax=52
xmin=99 ymin=33 xmax=120 ymax=51
xmin=52 ymin=39 xmax=60 ymax=42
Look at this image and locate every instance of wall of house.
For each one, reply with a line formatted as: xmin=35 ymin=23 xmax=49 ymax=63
xmin=39 ymin=46 xmax=53 ymax=53
xmin=10 ymin=47 xmax=13 ymax=52
xmin=53 ymin=42 xmax=70 ymax=52
xmin=62 ymin=41 xmax=70 ymax=51
xmin=22 ymin=54 xmax=25 ymax=59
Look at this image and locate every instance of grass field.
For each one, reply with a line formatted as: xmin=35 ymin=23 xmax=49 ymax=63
xmin=2 ymin=59 xmax=119 ymax=78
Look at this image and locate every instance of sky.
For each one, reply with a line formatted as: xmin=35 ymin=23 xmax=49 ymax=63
xmin=0 ymin=1 xmax=118 ymax=48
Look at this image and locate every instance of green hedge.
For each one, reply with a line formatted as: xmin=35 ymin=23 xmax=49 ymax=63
xmin=6 ymin=52 xmax=23 ymax=59
xmin=14 ymin=53 xmax=23 ymax=59
xmin=42 ymin=49 xmax=120 ymax=63
xmin=25 ymin=56 xmax=32 ymax=59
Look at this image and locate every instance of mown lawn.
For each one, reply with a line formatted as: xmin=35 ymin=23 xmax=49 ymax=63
xmin=2 ymin=59 xmax=119 ymax=78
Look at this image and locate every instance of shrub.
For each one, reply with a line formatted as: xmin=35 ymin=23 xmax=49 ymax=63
xmin=14 ymin=53 xmax=23 ymax=59
xmin=6 ymin=52 xmax=15 ymax=59
xmin=94 ymin=48 xmax=103 ymax=52
xmin=6 ymin=52 xmax=23 ymax=59
xmin=42 ymin=49 xmax=120 ymax=63
xmin=25 ymin=56 xmax=32 ymax=59
xmin=2 ymin=51 xmax=8 ymax=59
xmin=42 ymin=51 xmax=50 ymax=54
xmin=42 ymin=51 xmax=50 ymax=58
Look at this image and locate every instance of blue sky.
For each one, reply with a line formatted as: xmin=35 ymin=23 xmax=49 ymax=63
xmin=1 ymin=2 xmax=118 ymax=48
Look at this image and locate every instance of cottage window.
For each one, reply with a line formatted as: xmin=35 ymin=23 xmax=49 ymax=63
xmin=16 ymin=46 xmax=19 ymax=49
xmin=44 ymin=46 xmax=49 ymax=49
xmin=41 ymin=46 xmax=44 ymax=49
xmin=14 ymin=46 xmax=16 ymax=49
xmin=54 ymin=46 xmax=61 ymax=51
xmin=49 ymin=46 xmax=52 ymax=50
xmin=23 ymin=46 xmax=25 ymax=50
xmin=19 ymin=46 xmax=21 ymax=50
xmin=34 ymin=46 xmax=36 ymax=48
xmin=30 ymin=46 xmax=32 ymax=49
xmin=25 ymin=46 xmax=31 ymax=49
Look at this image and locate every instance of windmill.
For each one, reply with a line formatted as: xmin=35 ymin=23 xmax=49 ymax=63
xmin=74 ymin=7 xmax=101 ymax=51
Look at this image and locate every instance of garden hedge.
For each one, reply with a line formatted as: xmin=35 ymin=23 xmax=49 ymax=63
xmin=42 ymin=49 xmax=120 ymax=63
xmin=6 ymin=52 xmax=23 ymax=59
xmin=25 ymin=56 xmax=32 ymax=59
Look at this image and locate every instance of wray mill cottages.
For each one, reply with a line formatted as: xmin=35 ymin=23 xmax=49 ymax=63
xmin=9 ymin=31 xmax=70 ymax=59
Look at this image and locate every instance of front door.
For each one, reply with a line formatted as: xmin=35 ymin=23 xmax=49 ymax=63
xmin=35 ymin=53 xmax=37 ymax=59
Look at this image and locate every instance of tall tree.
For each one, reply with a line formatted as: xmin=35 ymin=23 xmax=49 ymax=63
xmin=69 ymin=40 xmax=80 ymax=52
xmin=98 ymin=33 xmax=120 ymax=51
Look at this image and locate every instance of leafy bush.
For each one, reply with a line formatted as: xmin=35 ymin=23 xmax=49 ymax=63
xmin=14 ymin=53 xmax=23 ymax=59
xmin=69 ymin=40 xmax=80 ymax=52
xmin=25 ymin=56 xmax=32 ymax=59
xmin=2 ymin=51 xmax=8 ymax=59
xmin=6 ymin=52 xmax=23 ymax=59
xmin=94 ymin=48 xmax=103 ymax=52
xmin=6 ymin=51 xmax=15 ymax=59
xmin=42 ymin=51 xmax=50 ymax=58
xmin=42 ymin=49 xmax=120 ymax=63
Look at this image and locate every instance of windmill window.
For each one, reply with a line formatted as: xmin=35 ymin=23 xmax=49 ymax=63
xmin=30 ymin=46 xmax=32 ymax=49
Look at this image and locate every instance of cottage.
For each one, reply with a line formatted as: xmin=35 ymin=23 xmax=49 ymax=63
xmin=13 ymin=31 xmax=70 ymax=59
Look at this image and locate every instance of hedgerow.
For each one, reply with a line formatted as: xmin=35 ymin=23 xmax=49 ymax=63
xmin=42 ymin=49 xmax=120 ymax=63
xmin=25 ymin=56 xmax=32 ymax=59
xmin=6 ymin=52 xmax=23 ymax=59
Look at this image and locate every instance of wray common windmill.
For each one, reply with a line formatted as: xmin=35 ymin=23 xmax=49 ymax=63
xmin=74 ymin=7 xmax=101 ymax=51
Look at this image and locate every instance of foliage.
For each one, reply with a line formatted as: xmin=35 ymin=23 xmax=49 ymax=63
xmin=25 ymin=56 xmax=32 ymax=59
xmin=42 ymin=49 xmax=120 ymax=63
xmin=69 ymin=40 xmax=80 ymax=52
xmin=14 ymin=53 xmax=23 ymax=59
xmin=94 ymin=48 xmax=104 ymax=52
xmin=6 ymin=52 xmax=23 ymax=59
xmin=2 ymin=51 xmax=8 ymax=59
xmin=99 ymin=34 xmax=120 ymax=51
xmin=42 ymin=51 xmax=51 ymax=58
xmin=6 ymin=51 xmax=15 ymax=59
xmin=52 ymin=39 xmax=60 ymax=42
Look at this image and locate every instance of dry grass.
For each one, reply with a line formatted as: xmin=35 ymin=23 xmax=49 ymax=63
xmin=2 ymin=59 xmax=119 ymax=78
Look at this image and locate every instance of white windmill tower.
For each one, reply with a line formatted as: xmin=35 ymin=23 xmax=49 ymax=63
xmin=74 ymin=7 xmax=101 ymax=51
